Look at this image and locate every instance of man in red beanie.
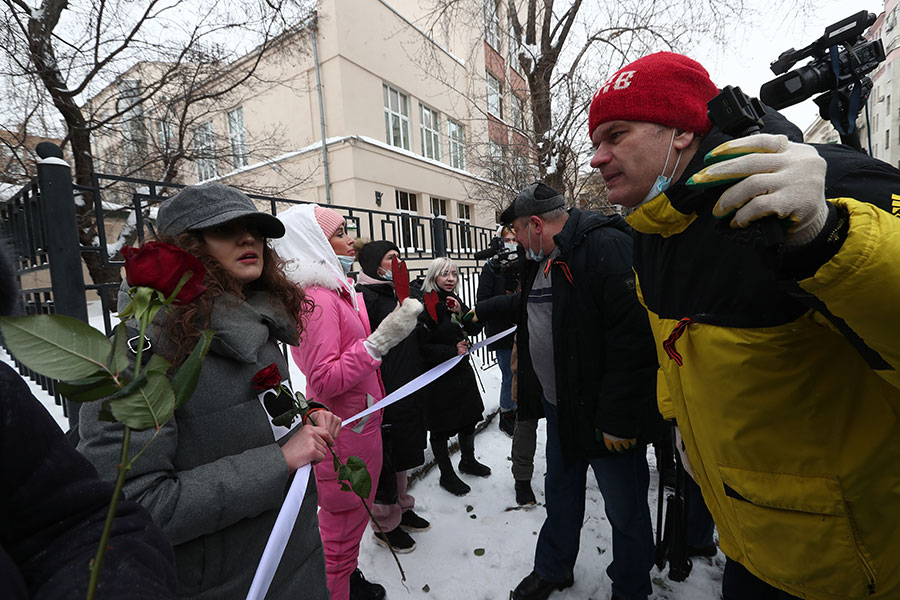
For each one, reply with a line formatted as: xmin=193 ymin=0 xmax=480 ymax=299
xmin=588 ymin=51 xmax=900 ymax=600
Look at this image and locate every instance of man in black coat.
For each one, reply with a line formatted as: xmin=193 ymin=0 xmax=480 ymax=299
xmin=475 ymin=183 xmax=660 ymax=600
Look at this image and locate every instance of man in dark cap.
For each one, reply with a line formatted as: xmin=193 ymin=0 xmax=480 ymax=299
xmin=475 ymin=182 xmax=660 ymax=600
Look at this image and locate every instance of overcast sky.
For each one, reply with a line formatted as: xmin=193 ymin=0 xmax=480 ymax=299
xmin=693 ymin=0 xmax=885 ymax=131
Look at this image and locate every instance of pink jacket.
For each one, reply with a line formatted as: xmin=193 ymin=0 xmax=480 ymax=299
xmin=292 ymin=284 xmax=384 ymax=511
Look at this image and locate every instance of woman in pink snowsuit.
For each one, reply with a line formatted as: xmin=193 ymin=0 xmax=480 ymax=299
xmin=274 ymin=204 xmax=422 ymax=600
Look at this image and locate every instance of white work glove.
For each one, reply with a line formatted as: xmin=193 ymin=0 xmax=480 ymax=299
xmin=688 ymin=134 xmax=829 ymax=247
xmin=365 ymin=298 xmax=423 ymax=357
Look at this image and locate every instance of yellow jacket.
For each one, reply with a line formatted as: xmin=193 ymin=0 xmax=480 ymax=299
xmin=635 ymin=197 xmax=900 ymax=600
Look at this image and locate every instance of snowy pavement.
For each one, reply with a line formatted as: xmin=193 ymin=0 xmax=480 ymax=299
xmin=1 ymin=318 xmax=726 ymax=600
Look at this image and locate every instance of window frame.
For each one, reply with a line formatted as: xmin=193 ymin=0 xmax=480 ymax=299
xmin=227 ymin=106 xmax=249 ymax=169
xmin=383 ymin=84 xmax=411 ymax=151
xmin=193 ymin=120 xmax=219 ymax=182
xmin=448 ymin=119 xmax=466 ymax=170
xmin=420 ymin=104 xmax=442 ymax=161
xmin=486 ymin=72 xmax=503 ymax=119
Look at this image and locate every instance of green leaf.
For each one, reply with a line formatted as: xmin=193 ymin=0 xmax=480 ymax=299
xmin=145 ymin=353 xmax=172 ymax=374
xmin=339 ymin=482 xmax=351 ymax=492
xmin=473 ymin=548 xmax=485 ymax=556
xmin=56 ymin=372 xmax=120 ymax=403
xmin=106 ymin=372 xmax=148 ymax=400
xmin=107 ymin=323 xmax=130 ymax=375
xmin=345 ymin=455 xmax=367 ymax=470
xmin=170 ymin=329 xmax=214 ymax=409
xmin=333 ymin=453 xmax=340 ymax=471
xmin=347 ymin=463 xmax=372 ymax=499
xmin=271 ymin=410 xmax=296 ymax=427
xmin=108 ymin=370 xmax=176 ymax=430
xmin=98 ymin=400 xmax=115 ymax=422
xmin=337 ymin=464 xmax=351 ymax=481
xmin=0 ymin=315 xmax=111 ymax=380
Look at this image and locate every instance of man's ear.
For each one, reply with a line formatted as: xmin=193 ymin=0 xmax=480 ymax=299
xmin=673 ymin=130 xmax=695 ymax=150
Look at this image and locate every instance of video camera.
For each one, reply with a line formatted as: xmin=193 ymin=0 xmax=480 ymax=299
xmin=476 ymin=235 xmax=522 ymax=291
xmin=760 ymin=11 xmax=884 ymax=146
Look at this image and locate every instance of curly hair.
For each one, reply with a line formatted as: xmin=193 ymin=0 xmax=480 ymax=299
xmin=154 ymin=231 xmax=312 ymax=365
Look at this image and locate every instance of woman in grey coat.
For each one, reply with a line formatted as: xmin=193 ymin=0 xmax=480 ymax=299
xmin=78 ymin=182 xmax=340 ymax=599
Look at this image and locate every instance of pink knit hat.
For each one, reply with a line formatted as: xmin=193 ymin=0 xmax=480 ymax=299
xmin=314 ymin=205 xmax=345 ymax=239
xmin=588 ymin=52 xmax=719 ymax=138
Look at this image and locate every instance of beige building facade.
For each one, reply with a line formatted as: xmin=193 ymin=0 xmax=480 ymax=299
xmin=87 ymin=0 xmax=535 ymax=242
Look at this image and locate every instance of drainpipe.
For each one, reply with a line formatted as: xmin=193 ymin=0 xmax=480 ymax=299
xmin=312 ymin=19 xmax=332 ymax=205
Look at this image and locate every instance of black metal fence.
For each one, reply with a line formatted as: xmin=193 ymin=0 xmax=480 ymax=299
xmin=2 ymin=150 xmax=501 ymax=427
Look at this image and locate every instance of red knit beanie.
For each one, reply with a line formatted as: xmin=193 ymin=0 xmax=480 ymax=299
xmin=314 ymin=205 xmax=345 ymax=239
xmin=588 ymin=52 xmax=719 ymax=138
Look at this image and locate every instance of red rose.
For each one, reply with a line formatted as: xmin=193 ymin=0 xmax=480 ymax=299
xmin=123 ymin=241 xmax=207 ymax=304
xmin=252 ymin=363 xmax=283 ymax=390
xmin=446 ymin=297 xmax=457 ymax=310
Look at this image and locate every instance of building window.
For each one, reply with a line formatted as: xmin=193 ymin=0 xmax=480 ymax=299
xmin=508 ymin=14 xmax=521 ymax=72
xmin=486 ymin=73 xmax=502 ymax=119
xmin=431 ymin=196 xmax=447 ymax=217
xmin=420 ymin=104 xmax=441 ymax=161
xmin=155 ymin=119 xmax=174 ymax=152
xmin=384 ymin=84 xmax=410 ymax=150
xmin=483 ymin=0 xmax=501 ymax=50
xmin=118 ymin=78 xmax=145 ymax=156
xmin=510 ymin=94 xmax=524 ymax=130
xmin=448 ymin=120 xmax=465 ymax=169
xmin=227 ymin=106 xmax=249 ymax=169
xmin=396 ymin=190 xmax=420 ymax=249
xmin=886 ymin=129 xmax=891 ymax=150
xmin=193 ymin=120 xmax=218 ymax=181
xmin=458 ymin=202 xmax=473 ymax=249
xmin=489 ymin=140 xmax=505 ymax=181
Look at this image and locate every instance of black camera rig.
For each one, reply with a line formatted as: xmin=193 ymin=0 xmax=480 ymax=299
xmin=760 ymin=11 xmax=884 ymax=150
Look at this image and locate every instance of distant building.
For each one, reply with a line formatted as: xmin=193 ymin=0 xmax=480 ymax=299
xmin=0 ymin=129 xmax=66 ymax=186
xmin=86 ymin=0 xmax=537 ymax=234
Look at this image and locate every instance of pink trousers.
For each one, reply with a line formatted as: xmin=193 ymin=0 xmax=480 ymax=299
xmin=370 ymin=471 xmax=415 ymax=532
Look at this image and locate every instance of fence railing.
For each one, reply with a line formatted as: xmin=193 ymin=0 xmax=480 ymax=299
xmin=2 ymin=149 xmax=501 ymax=428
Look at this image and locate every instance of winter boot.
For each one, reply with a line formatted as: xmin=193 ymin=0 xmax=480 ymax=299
xmin=432 ymin=437 xmax=470 ymax=496
xmin=373 ymin=526 xmax=416 ymax=553
xmin=458 ymin=432 xmax=491 ymax=477
xmin=515 ymin=480 xmax=536 ymax=505
xmin=349 ymin=568 xmax=386 ymax=600
xmin=499 ymin=409 xmax=516 ymax=437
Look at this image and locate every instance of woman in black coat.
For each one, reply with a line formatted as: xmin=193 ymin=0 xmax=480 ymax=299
xmin=417 ymin=257 xmax=488 ymax=496
xmin=355 ymin=241 xmax=430 ymax=552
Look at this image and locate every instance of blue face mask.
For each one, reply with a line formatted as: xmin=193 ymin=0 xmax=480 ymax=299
xmin=525 ymin=222 xmax=544 ymax=262
xmin=638 ymin=129 xmax=683 ymax=207
xmin=337 ymin=255 xmax=355 ymax=275
xmin=379 ymin=269 xmax=393 ymax=281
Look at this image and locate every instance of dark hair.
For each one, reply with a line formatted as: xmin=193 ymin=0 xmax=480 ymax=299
xmin=154 ymin=231 xmax=312 ymax=365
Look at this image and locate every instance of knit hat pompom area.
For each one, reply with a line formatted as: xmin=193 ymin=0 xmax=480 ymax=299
xmin=588 ymin=52 xmax=719 ymax=138
xmin=313 ymin=205 xmax=346 ymax=239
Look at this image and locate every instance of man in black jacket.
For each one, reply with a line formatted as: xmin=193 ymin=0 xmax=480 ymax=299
xmin=476 ymin=182 xmax=659 ymax=600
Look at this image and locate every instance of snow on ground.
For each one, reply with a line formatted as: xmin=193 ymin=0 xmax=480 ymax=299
xmin=1 ymin=303 xmax=725 ymax=600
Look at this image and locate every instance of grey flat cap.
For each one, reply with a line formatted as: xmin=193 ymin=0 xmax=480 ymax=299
xmin=499 ymin=182 xmax=566 ymax=224
xmin=156 ymin=181 xmax=285 ymax=238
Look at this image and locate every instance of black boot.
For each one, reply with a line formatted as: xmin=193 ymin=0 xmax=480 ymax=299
xmin=349 ymin=568 xmax=386 ymax=600
xmin=515 ymin=480 xmax=536 ymax=505
xmin=458 ymin=432 xmax=491 ymax=477
xmin=432 ymin=434 xmax=470 ymax=496
xmin=499 ymin=409 xmax=516 ymax=437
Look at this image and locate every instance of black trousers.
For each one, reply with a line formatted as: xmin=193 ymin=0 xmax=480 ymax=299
xmin=723 ymin=559 xmax=802 ymax=600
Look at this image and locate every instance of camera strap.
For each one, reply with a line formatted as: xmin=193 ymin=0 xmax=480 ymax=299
xmin=828 ymin=45 xmax=862 ymax=135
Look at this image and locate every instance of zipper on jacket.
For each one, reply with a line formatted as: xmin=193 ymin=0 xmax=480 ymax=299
xmin=845 ymin=501 xmax=877 ymax=595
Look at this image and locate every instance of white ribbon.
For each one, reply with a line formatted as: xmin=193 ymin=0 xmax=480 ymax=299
xmin=246 ymin=325 xmax=517 ymax=599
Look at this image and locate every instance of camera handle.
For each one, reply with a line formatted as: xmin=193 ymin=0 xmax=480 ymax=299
xmin=705 ymin=86 xmax=786 ymax=250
